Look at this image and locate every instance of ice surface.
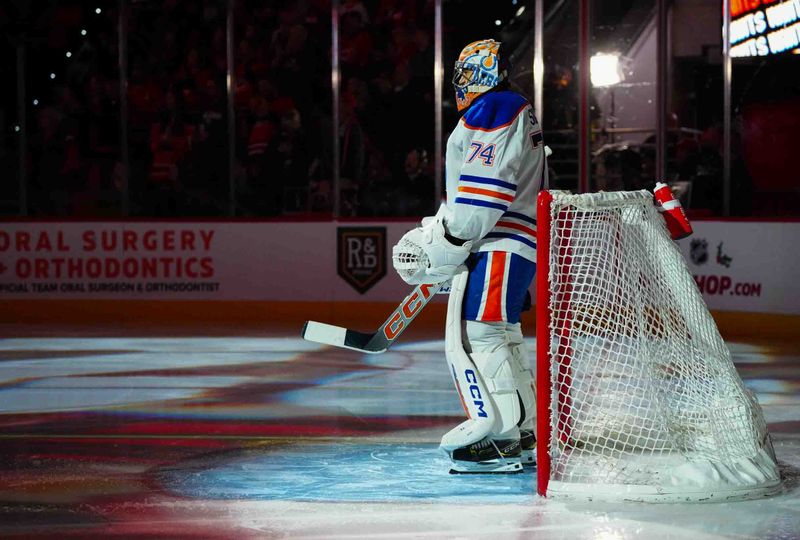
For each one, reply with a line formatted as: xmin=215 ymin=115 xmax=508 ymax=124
xmin=159 ymin=443 xmax=536 ymax=503
xmin=0 ymin=334 xmax=797 ymax=539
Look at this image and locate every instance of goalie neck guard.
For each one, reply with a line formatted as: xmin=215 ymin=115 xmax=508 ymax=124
xmin=453 ymin=39 xmax=507 ymax=112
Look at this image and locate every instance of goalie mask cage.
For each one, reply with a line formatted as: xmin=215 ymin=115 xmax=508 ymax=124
xmin=535 ymin=190 xmax=780 ymax=502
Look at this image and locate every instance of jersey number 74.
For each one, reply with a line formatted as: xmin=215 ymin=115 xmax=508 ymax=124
xmin=466 ymin=142 xmax=496 ymax=166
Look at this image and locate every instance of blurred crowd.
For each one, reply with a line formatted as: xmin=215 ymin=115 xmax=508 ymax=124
xmin=8 ymin=0 xmax=786 ymax=219
xmin=21 ymin=2 xmax=121 ymax=217
xmin=19 ymin=0 xmax=437 ymax=218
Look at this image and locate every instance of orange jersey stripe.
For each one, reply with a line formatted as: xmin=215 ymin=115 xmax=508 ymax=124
xmin=482 ymin=252 xmax=507 ymax=321
xmin=495 ymin=220 xmax=536 ymax=237
xmin=458 ymin=186 xmax=515 ymax=203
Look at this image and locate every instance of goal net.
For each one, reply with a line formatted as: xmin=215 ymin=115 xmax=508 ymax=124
xmin=535 ymin=190 xmax=780 ymax=502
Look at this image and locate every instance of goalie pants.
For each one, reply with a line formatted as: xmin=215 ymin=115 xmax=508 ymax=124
xmin=459 ymin=251 xmax=537 ymax=440
xmin=462 ymin=251 xmax=535 ymax=325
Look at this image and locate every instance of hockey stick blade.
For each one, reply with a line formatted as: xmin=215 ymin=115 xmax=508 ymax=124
xmin=302 ymin=281 xmax=443 ymax=354
xmin=301 ymin=321 xmax=383 ymax=353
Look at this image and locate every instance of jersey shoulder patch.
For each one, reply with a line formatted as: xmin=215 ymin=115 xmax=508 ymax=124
xmin=462 ymin=91 xmax=529 ymax=132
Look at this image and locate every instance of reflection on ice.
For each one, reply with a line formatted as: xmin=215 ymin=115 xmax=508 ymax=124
xmin=0 ymin=331 xmax=797 ymax=539
xmin=159 ymin=442 xmax=536 ymax=503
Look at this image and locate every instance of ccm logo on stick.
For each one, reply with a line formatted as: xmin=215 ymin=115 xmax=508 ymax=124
xmin=465 ymin=369 xmax=488 ymax=418
xmin=382 ymin=284 xmax=436 ymax=340
xmin=383 ymin=313 xmax=404 ymax=340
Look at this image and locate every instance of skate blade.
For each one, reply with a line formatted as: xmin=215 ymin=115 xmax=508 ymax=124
xmin=449 ymin=461 xmax=523 ymax=475
xmin=521 ymin=450 xmax=537 ymax=467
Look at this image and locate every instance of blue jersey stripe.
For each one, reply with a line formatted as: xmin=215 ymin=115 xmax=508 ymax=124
xmin=454 ymin=197 xmax=508 ymax=211
xmin=502 ymin=211 xmax=537 ymax=225
xmin=459 ymin=175 xmax=517 ymax=191
xmin=462 ymin=91 xmax=529 ymax=131
xmin=484 ymin=232 xmax=537 ymax=250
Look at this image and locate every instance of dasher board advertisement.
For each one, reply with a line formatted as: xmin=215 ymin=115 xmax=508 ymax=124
xmin=676 ymin=221 xmax=800 ymax=315
xmin=2 ymin=221 xmax=798 ymax=315
xmin=0 ymin=222 xmax=413 ymax=301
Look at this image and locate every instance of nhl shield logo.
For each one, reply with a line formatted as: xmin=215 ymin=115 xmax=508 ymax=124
xmin=690 ymin=238 xmax=708 ymax=265
xmin=337 ymin=227 xmax=387 ymax=294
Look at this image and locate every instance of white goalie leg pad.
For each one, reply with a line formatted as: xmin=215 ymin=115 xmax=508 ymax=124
xmin=466 ymin=320 xmax=522 ymax=441
xmin=440 ymin=268 xmax=497 ymax=452
xmin=506 ymin=322 xmax=537 ymax=465
xmin=506 ymin=322 xmax=536 ymax=432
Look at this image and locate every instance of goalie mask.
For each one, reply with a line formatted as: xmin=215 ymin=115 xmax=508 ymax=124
xmin=453 ymin=39 xmax=507 ymax=112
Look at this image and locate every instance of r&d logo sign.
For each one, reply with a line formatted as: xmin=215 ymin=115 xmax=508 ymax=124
xmin=337 ymin=227 xmax=386 ymax=294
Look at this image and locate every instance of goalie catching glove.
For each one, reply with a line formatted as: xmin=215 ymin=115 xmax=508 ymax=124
xmin=392 ymin=217 xmax=473 ymax=285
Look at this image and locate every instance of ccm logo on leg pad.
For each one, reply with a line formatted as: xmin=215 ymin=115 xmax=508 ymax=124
xmin=465 ymin=369 xmax=488 ymax=418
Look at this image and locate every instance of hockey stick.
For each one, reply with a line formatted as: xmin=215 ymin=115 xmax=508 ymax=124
xmin=301 ymin=281 xmax=444 ymax=354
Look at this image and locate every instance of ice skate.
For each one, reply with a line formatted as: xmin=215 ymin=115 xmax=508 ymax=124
xmin=520 ymin=429 xmax=536 ymax=466
xmin=447 ymin=437 xmax=523 ymax=474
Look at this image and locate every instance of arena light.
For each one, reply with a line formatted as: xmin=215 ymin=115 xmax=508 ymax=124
xmin=66 ymin=51 xmax=72 ymax=58
xmin=590 ymin=53 xmax=622 ymax=87
xmin=95 ymin=7 xmax=102 ymax=14
xmin=516 ymin=6 xmax=525 ymax=16
xmin=49 ymin=73 xmax=56 ymax=80
xmin=81 ymin=29 xmax=87 ymax=36
xmin=495 ymin=19 xmax=502 ymax=26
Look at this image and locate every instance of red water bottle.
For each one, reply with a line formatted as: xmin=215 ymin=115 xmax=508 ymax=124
xmin=653 ymin=182 xmax=693 ymax=240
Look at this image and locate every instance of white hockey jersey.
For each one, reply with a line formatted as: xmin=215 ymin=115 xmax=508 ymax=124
xmin=443 ymin=90 xmax=547 ymax=263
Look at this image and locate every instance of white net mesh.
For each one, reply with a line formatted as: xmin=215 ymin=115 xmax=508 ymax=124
xmin=543 ymin=190 xmax=779 ymax=501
